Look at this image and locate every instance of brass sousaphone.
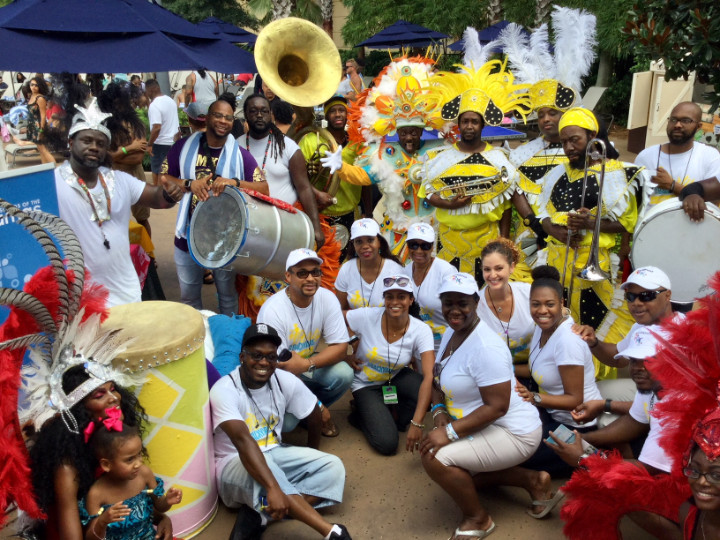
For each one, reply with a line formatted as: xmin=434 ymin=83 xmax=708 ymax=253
xmin=255 ymin=17 xmax=343 ymax=198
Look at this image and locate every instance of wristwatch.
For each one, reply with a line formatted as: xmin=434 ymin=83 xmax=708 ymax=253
xmin=533 ymin=392 xmax=542 ymax=405
xmin=522 ymin=214 xmax=534 ymax=227
xmin=307 ymin=360 xmax=316 ymax=374
xmin=183 ymin=179 xmax=193 ymax=189
xmin=232 ymin=177 xmax=241 ymax=187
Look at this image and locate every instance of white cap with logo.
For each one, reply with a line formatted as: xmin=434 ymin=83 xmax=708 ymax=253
xmin=615 ymin=326 xmax=661 ymax=360
xmin=620 ymin=266 xmax=671 ymax=291
xmin=285 ymin=248 xmax=323 ymax=271
xmin=437 ymin=273 xmax=480 ymax=296
xmin=406 ymin=222 xmax=435 ymax=243
xmin=350 ymin=218 xmax=380 ymax=240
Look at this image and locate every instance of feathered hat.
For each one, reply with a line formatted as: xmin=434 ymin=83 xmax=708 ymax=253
xmin=348 ymin=55 xmax=445 ymax=145
xmin=497 ymin=6 xmax=597 ymax=112
xmin=68 ymin=97 xmax=113 ymax=141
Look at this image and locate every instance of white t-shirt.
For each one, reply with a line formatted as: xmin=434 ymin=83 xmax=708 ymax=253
xmin=192 ymin=71 xmax=216 ymax=103
xmin=635 ymin=142 xmax=720 ymax=209
xmin=476 ymin=282 xmax=535 ymax=365
xmin=529 ymin=317 xmax=603 ymax=427
xmin=335 ymin=258 xmax=405 ymax=309
xmin=237 ymin=133 xmax=300 ymax=204
xmin=403 ymin=258 xmax=456 ymax=352
xmin=616 ymin=314 xmax=686 ymax=356
xmin=257 ymin=288 xmax=349 ymax=358
xmin=55 ymin=165 xmax=145 ymax=307
xmin=148 ymin=94 xmax=180 ymax=146
xmin=435 ymin=320 xmax=541 ymax=436
xmin=346 ymin=307 xmax=434 ymax=391
xmin=629 ymin=391 xmax=671 ymax=472
xmin=210 ymin=369 xmax=317 ymax=481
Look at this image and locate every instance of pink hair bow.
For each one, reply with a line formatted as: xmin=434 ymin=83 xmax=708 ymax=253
xmin=83 ymin=407 xmax=123 ymax=443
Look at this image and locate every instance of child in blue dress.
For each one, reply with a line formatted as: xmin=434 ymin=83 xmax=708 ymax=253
xmin=79 ymin=420 xmax=183 ymax=540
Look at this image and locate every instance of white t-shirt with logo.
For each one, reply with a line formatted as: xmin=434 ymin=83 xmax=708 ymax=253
xmin=629 ymin=391 xmax=671 ymax=472
xmin=635 ymin=142 xmax=720 ymax=209
xmin=257 ymin=288 xmax=349 ymax=358
xmin=237 ymin=133 xmax=300 ymax=205
xmin=529 ymin=317 xmax=603 ymax=427
xmin=210 ymin=369 xmax=316 ymax=481
xmin=148 ymin=94 xmax=180 ymax=145
xmin=477 ymin=282 xmax=535 ymax=365
xmin=435 ymin=320 xmax=541 ymax=436
xmin=403 ymin=257 xmax=456 ymax=352
xmin=335 ymin=258 xmax=405 ymax=309
xmin=346 ymin=307 xmax=434 ymax=392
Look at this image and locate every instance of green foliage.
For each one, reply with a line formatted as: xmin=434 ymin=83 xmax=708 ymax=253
xmin=0 ymin=0 xmax=11 ymax=7
xmin=625 ymin=0 xmax=720 ymax=111
xmin=162 ymin=0 xmax=258 ymax=29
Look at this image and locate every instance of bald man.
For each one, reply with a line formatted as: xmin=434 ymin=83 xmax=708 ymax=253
xmin=635 ymin=101 xmax=720 ymax=214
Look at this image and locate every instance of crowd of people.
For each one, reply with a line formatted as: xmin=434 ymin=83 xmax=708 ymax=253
xmin=3 ymin=6 xmax=720 ymax=540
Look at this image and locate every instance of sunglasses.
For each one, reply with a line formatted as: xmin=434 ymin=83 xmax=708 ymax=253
xmin=291 ymin=268 xmax=323 ymax=279
xmin=242 ymin=350 xmax=279 ymax=363
xmin=383 ymin=276 xmax=410 ymax=288
xmin=624 ymin=288 xmax=667 ymax=303
xmin=210 ymin=111 xmax=234 ymax=122
xmin=407 ymin=241 xmax=433 ymax=251
xmin=683 ymin=467 xmax=720 ymax=485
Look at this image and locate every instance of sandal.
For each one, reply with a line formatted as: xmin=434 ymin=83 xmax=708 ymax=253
xmin=203 ymin=270 xmax=214 ymax=285
xmin=322 ymin=416 xmax=339 ymax=437
xmin=527 ymin=489 xmax=565 ymax=519
xmin=448 ymin=521 xmax=496 ymax=539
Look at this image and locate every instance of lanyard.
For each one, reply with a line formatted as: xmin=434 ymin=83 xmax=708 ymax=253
xmin=76 ymin=173 xmax=111 ymax=250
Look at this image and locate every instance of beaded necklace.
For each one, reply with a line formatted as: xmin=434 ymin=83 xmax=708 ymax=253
xmin=76 ymin=173 xmax=112 ymax=250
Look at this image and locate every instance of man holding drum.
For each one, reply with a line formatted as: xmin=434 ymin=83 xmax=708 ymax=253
xmin=257 ymin=248 xmax=353 ymax=438
xmin=635 ymin=101 xmax=720 ymax=214
xmin=210 ymin=323 xmax=352 ymax=540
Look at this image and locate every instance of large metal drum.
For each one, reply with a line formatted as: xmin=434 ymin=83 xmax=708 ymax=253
xmin=188 ymin=187 xmax=314 ymax=281
xmin=632 ymin=199 xmax=720 ymax=303
xmin=104 ymin=301 xmax=215 ymax=538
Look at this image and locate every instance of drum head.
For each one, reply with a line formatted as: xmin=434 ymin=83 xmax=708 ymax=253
xmin=189 ymin=188 xmax=248 ymax=268
xmin=632 ymin=200 xmax=720 ymax=303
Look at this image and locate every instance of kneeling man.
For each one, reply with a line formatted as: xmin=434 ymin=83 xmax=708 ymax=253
xmin=210 ymin=323 xmax=352 ymax=539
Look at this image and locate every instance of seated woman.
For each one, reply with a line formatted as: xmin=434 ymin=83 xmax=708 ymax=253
xmin=346 ymin=275 xmax=435 ymax=455
xmin=512 ymin=265 xmax=603 ymax=516
xmin=476 ymin=239 xmax=535 ymax=386
xmin=335 ymin=218 xmax=404 ymax=310
xmin=402 ymin=222 xmax=456 ymax=354
xmin=420 ymin=272 xmax=542 ymax=539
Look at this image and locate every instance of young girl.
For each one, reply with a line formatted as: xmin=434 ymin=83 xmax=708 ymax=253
xmin=80 ymin=422 xmax=183 ymax=540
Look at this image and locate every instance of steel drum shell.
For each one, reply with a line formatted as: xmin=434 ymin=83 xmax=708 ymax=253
xmin=631 ymin=199 xmax=720 ymax=303
xmin=188 ymin=187 xmax=314 ymax=281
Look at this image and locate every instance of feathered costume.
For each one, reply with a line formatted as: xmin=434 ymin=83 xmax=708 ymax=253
xmin=0 ymin=197 xmax=142 ymax=526
xmin=561 ymin=271 xmax=720 ymax=538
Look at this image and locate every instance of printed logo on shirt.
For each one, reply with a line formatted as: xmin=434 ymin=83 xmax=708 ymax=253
xmin=439 ymin=385 xmax=463 ymax=420
xmin=289 ymin=324 xmax=321 ymax=358
xmin=349 ymin=289 xmax=382 ymax=309
xmin=245 ymin=413 xmax=280 ymax=447
xmin=362 ymin=347 xmax=395 ymax=382
xmin=420 ymin=307 xmax=446 ymax=342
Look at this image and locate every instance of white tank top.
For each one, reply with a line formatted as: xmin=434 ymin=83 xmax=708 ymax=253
xmin=193 ymin=71 xmax=215 ymax=103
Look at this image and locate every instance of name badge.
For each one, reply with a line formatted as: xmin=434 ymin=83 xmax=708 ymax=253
xmin=382 ymin=384 xmax=398 ymax=405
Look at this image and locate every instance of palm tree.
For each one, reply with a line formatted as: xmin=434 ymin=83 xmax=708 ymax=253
xmin=320 ymin=0 xmax=333 ymax=37
xmin=248 ymin=0 xmax=320 ymax=22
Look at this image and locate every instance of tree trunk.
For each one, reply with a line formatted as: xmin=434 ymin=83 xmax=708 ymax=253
xmin=595 ymin=52 xmax=612 ymax=87
xmin=320 ymin=0 xmax=333 ymax=38
xmin=487 ymin=0 xmax=503 ymax=25
xmin=272 ymin=0 xmax=293 ymax=20
xmin=534 ymin=0 xmax=552 ymax=27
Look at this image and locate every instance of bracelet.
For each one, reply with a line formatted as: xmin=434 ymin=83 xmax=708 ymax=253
xmin=432 ymin=409 xmax=450 ymax=419
xmin=121 ymin=146 xmax=128 ymax=155
xmin=410 ymin=420 xmax=425 ymax=429
xmin=91 ymin=519 xmax=106 ymax=540
xmin=446 ymin=423 xmax=459 ymax=441
xmin=577 ymin=449 xmax=597 ymax=468
xmin=430 ymin=403 xmax=447 ymax=413
xmin=604 ymin=398 xmax=613 ymax=413
xmin=162 ymin=189 xmax=178 ymax=205
xmin=232 ymin=177 xmax=241 ymax=187
xmin=670 ymin=179 xmax=676 ymax=192
xmin=679 ymin=181 xmax=705 ymax=201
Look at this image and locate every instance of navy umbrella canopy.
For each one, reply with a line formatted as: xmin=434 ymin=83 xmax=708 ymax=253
xmin=356 ymin=20 xmax=448 ymax=49
xmin=197 ymin=16 xmax=257 ymax=46
xmin=0 ymin=0 xmax=256 ymax=73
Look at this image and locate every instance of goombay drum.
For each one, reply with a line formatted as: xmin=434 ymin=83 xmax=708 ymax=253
xmin=188 ymin=187 xmax=314 ymax=281
xmin=103 ymin=301 xmax=215 ymax=538
xmin=632 ymin=199 xmax=720 ymax=303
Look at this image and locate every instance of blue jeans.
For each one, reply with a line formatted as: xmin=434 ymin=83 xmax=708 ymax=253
xmin=150 ymin=143 xmax=172 ymax=173
xmin=174 ymin=246 xmax=238 ymax=316
xmin=218 ymin=444 xmax=345 ymax=511
xmin=283 ymin=362 xmax=354 ymax=432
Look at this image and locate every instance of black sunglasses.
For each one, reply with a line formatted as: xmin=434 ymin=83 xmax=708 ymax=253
xmin=407 ymin=241 xmax=433 ymax=251
xmin=291 ymin=268 xmax=323 ymax=279
xmin=624 ymin=288 xmax=667 ymax=303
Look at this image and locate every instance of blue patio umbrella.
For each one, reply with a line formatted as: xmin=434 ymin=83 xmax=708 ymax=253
xmin=0 ymin=0 xmax=256 ymax=73
xmin=449 ymin=20 xmax=528 ymax=52
xmin=197 ymin=16 xmax=257 ymax=46
xmin=356 ymin=20 xmax=448 ymax=49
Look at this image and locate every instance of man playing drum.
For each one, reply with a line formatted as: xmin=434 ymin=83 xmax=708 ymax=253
xmin=210 ymin=323 xmax=352 ymax=540
xmin=635 ymin=101 xmax=720 ymax=215
xmin=257 ymin=248 xmax=353 ymax=438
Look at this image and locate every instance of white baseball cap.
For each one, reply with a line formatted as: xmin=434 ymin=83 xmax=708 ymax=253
xmin=620 ymin=266 xmax=672 ymax=291
xmin=614 ymin=326 xmax=660 ymax=360
xmin=350 ymin=218 xmax=380 ymax=240
xmin=285 ymin=248 xmax=323 ymax=271
xmin=406 ymin=222 xmax=435 ymax=244
xmin=382 ymin=275 xmax=414 ymax=294
xmin=437 ymin=273 xmax=480 ymax=296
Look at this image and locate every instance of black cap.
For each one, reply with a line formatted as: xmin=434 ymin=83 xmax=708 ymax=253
xmin=242 ymin=323 xmax=282 ymax=349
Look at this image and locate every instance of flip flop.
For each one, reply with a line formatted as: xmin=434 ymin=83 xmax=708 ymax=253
xmin=203 ymin=270 xmax=214 ymax=285
xmin=527 ymin=489 xmax=565 ymax=519
xmin=448 ymin=521 xmax=496 ymax=539
xmin=322 ymin=416 xmax=339 ymax=437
